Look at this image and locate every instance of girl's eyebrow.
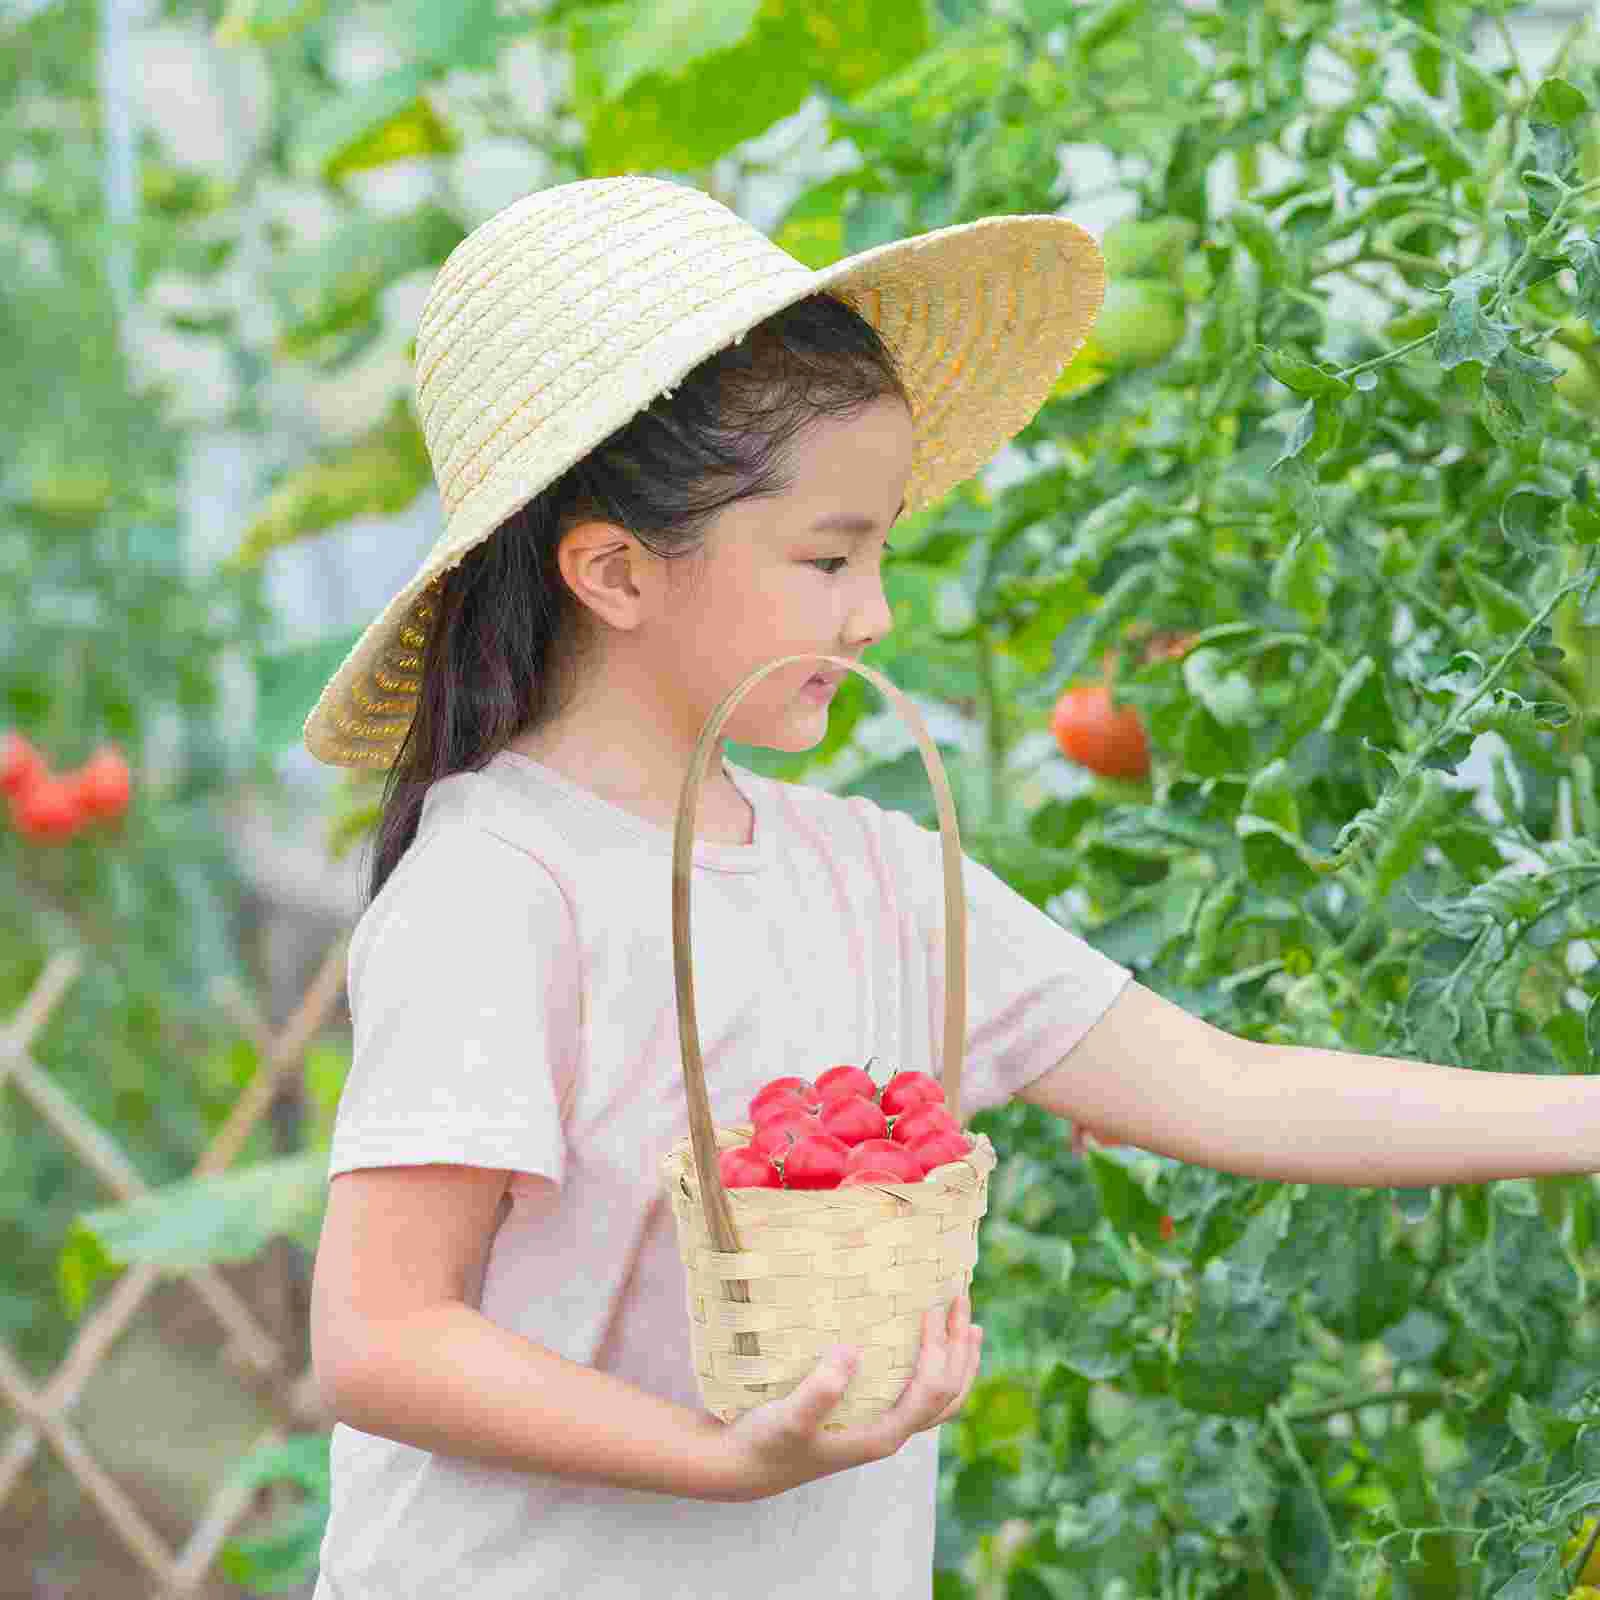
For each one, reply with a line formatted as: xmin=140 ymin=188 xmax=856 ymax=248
xmin=808 ymin=497 xmax=905 ymax=538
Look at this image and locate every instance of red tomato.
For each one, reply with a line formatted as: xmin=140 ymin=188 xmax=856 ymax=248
xmin=814 ymin=1062 xmax=879 ymax=1103
xmin=11 ymin=776 xmax=84 ymax=843
xmin=1051 ymin=683 xmax=1150 ymax=780
xmin=751 ymin=1089 xmax=821 ymax=1130
xmin=1159 ymin=1214 xmax=1176 ymax=1241
xmin=719 ymin=1147 xmax=781 ymax=1189
xmin=749 ymin=1079 xmax=821 ymax=1124
xmin=841 ymin=1169 xmax=911 ymax=1187
xmin=817 ymin=1093 xmax=888 ymax=1147
xmin=749 ymin=1112 xmax=816 ymax=1161
xmin=779 ymin=1133 xmax=850 ymax=1190
xmin=842 ymin=1141 xmax=923 ymax=1183
xmin=843 ymin=1138 xmax=903 ymax=1172
xmin=880 ymin=1070 xmax=945 ymax=1119
xmin=890 ymin=1104 xmax=960 ymax=1147
xmin=907 ymin=1128 xmax=973 ymax=1176
xmin=70 ymin=745 xmax=131 ymax=821
xmin=0 ymin=733 xmax=47 ymax=800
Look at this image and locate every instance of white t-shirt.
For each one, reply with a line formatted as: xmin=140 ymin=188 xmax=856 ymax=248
xmin=313 ymin=748 xmax=1134 ymax=1599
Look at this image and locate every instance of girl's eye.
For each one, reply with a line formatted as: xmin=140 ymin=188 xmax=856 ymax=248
xmin=811 ymin=542 xmax=896 ymax=577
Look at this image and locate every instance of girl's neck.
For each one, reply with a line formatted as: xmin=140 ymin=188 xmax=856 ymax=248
xmin=503 ymin=727 xmax=754 ymax=845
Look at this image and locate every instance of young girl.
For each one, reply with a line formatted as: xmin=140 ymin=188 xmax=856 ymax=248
xmin=303 ymin=176 xmax=1596 ymax=1598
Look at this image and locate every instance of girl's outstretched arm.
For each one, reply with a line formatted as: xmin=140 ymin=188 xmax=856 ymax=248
xmin=1017 ymin=980 xmax=1597 ymax=1186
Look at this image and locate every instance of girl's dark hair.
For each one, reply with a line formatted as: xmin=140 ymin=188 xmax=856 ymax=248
xmin=361 ymin=289 xmax=912 ymax=912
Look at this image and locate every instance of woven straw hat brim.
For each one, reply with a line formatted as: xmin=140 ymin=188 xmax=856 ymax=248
xmin=302 ymin=175 xmax=1106 ymax=770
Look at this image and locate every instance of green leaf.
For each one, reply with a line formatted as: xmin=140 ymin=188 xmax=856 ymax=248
xmin=1235 ymin=814 xmax=1323 ymax=897
xmin=63 ymin=1150 xmax=329 ymax=1278
xmin=1498 ymin=486 xmax=1565 ymax=557
xmin=1269 ymin=394 xmax=1344 ymax=471
xmin=1085 ymin=1146 xmax=1166 ymax=1248
xmin=1239 ymin=756 xmax=1298 ymax=832
xmin=1482 ymin=345 xmax=1566 ymax=443
xmin=1433 ymin=270 xmax=1511 ymax=369
xmin=1569 ymin=236 xmax=1600 ymax=336
xmin=1269 ymin=525 xmax=1331 ymax=621
xmin=264 ymin=209 xmax=465 ymax=365
xmin=1456 ymin=55 xmax=1504 ymax=133
xmin=572 ymin=0 xmax=935 ymax=175
xmin=1179 ymin=702 xmax=1252 ymax=778
xmin=589 ymin=0 xmax=763 ymax=99
xmin=230 ymin=399 xmax=434 ymax=565
xmin=1369 ymin=771 xmax=1448 ymax=901
xmin=1529 ymin=75 xmax=1592 ymax=127
xmin=390 ymin=0 xmax=529 ymax=71
xmin=1173 ymin=1260 xmax=1297 ymax=1416
xmin=287 ymin=65 xmax=439 ymax=182
xmin=1258 ymin=347 xmax=1351 ymax=397
xmin=1295 ymin=1190 xmax=1417 ymax=1342
xmin=1388 ymin=98 xmax=1475 ymax=184
xmin=1230 ymin=204 xmax=1290 ymax=283
xmin=1183 ymin=646 xmax=1258 ymax=727
xmin=1462 ymin=563 xmax=1537 ymax=636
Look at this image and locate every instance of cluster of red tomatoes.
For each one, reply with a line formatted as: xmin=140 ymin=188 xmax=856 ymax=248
xmin=1 ymin=732 xmax=132 ymax=843
xmin=717 ymin=1058 xmax=975 ymax=1191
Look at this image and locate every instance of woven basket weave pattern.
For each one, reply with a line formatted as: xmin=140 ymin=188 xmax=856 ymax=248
xmin=662 ymin=1127 xmax=994 ymax=1429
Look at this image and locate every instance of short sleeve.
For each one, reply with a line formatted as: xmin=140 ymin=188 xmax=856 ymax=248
xmin=328 ymin=823 xmax=581 ymax=1188
xmin=882 ymin=807 xmax=1136 ymax=1120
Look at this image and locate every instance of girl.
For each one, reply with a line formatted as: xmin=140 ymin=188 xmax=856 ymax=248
xmin=304 ymin=176 xmax=1596 ymax=1599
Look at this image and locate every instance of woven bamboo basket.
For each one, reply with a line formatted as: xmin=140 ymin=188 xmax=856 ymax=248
xmin=660 ymin=651 xmax=995 ymax=1430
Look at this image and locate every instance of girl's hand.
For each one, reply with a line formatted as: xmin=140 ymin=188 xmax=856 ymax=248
xmin=711 ymin=1294 xmax=983 ymax=1503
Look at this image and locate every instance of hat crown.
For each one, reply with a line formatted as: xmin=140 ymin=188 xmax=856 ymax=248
xmin=411 ymin=176 xmax=808 ymax=518
xmin=303 ymin=179 xmax=1107 ymax=770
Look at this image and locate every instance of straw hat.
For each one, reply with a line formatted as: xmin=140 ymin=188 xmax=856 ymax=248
xmin=302 ymin=173 xmax=1106 ymax=770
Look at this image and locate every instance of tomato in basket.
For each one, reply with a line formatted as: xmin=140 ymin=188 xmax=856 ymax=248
xmin=750 ymin=1111 xmax=816 ymax=1161
xmin=817 ymin=1093 xmax=888 ymax=1147
xmin=749 ymin=1077 xmax=822 ymax=1125
xmin=880 ymin=1070 xmax=944 ymax=1118
xmin=844 ymin=1138 xmax=903 ymax=1171
xmin=719 ymin=1147 xmax=782 ymax=1188
xmin=777 ymin=1132 xmax=851 ymax=1189
xmin=890 ymin=1103 xmax=960 ymax=1147
xmin=814 ymin=1060 xmax=880 ymax=1104
xmin=907 ymin=1128 xmax=973 ymax=1174
xmin=843 ymin=1141 xmax=923 ymax=1183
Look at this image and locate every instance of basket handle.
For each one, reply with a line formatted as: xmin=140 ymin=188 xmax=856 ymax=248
xmin=672 ymin=652 xmax=968 ymax=1265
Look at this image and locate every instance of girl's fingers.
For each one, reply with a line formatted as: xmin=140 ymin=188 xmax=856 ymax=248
xmin=930 ymin=1323 xmax=982 ymax=1427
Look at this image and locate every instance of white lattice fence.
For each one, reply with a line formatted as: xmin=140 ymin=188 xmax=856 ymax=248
xmin=0 ymin=934 xmax=349 ymax=1596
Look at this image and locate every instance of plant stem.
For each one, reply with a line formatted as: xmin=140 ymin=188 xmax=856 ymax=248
xmin=1280 ymin=1387 xmax=1447 ymax=1426
xmin=1269 ymin=1406 xmax=1345 ymax=1576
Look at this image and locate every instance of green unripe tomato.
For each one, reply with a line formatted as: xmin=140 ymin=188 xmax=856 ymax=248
xmin=1092 ymin=280 xmax=1188 ymax=369
xmin=1101 ymin=216 xmax=1200 ymax=280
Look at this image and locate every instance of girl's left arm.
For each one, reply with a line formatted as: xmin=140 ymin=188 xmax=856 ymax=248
xmin=1016 ymin=980 xmax=1599 ymax=1186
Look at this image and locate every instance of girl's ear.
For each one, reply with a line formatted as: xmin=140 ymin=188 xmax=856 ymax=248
xmin=556 ymin=522 xmax=664 ymax=632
